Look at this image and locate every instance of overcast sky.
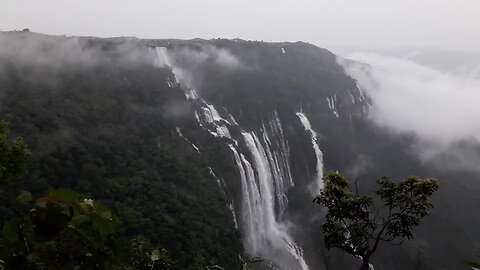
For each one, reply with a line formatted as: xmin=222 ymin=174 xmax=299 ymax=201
xmin=1 ymin=0 xmax=479 ymax=51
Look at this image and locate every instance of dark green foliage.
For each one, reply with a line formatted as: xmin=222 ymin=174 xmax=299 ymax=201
xmin=315 ymin=171 xmax=439 ymax=269
xmin=0 ymin=120 xmax=173 ymax=269
xmin=2 ymin=188 xmax=119 ymax=269
xmin=466 ymin=260 xmax=480 ymax=269
xmin=126 ymin=237 xmax=174 ymax=270
xmin=0 ymin=121 xmax=29 ymax=185
xmin=375 ymin=176 xmax=439 ymax=240
xmin=466 ymin=253 xmax=480 ymax=269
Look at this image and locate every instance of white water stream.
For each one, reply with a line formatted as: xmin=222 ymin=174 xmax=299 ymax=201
xmin=296 ymin=112 xmax=325 ymax=194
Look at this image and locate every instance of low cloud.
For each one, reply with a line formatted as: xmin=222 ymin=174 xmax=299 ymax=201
xmin=0 ymin=32 xmax=151 ymax=75
xmin=0 ymin=32 xmax=155 ymax=105
xmin=346 ymin=154 xmax=371 ymax=179
xmin=340 ymin=52 xmax=480 ymax=171
xmin=156 ymin=45 xmax=243 ymax=90
xmin=171 ymin=45 xmax=242 ymax=70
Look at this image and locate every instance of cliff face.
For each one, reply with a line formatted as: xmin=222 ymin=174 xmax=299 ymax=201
xmin=0 ymin=32 xmax=479 ymax=269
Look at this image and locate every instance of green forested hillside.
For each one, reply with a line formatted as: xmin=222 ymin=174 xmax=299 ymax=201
xmin=0 ymin=32 xmax=242 ymax=269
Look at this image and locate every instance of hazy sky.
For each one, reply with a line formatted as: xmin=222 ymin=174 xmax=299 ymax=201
xmin=1 ymin=0 xmax=480 ymax=51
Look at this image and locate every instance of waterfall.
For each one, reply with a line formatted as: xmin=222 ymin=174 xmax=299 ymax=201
xmin=154 ymin=47 xmax=172 ymax=67
xmin=241 ymin=131 xmax=310 ymax=270
xmin=296 ymin=112 xmax=325 ymax=194
xmin=208 ymin=166 xmax=228 ymax=194
xmin=229 ymin=144 xmax=259 ymax=251
xmin=175 ymin=127 xmax=200 ymax=152
xmin=261 ymin=113 xmax=294 ymax=216
xmin=153 ymin=47 xmax=309 ymax=269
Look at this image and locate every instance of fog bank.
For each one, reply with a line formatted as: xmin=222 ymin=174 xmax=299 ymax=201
xmin=340 ymin=53 xmax=480 ymax=171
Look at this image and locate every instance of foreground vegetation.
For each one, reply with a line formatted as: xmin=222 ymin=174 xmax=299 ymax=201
xmin=0 ymin=120 xmax=175 ymax=269
xmin=315 ymin=171 xmax=439 ymax=270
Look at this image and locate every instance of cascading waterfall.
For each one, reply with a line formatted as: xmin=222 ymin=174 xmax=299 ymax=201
xmin=153 ymin=46 xmax=309 ymax=269
xmin=154 ymin=47 xmax=172 ymax=67
xmin=229 ymin=144 xmax=259 ymax=251
xmin=242 ymin=131 xmax=309 ymax=270
xmin=296 ymin=112 xmax=325 ymax=194
xmin=262 ymin=112 xmax=294 ymax=216
xmin=200 ymin=104 xmax=233 ymax=138
xmin=194 ymin=102 xmax=309 ymax=269
xmin=154 ymin=46 xmax=240 ymax=230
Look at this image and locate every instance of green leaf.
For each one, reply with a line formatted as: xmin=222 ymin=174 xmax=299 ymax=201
xmin=2 ymin=218 xmax=20 ymax=243
xmin=71 ymin=215 xmax=90 ymax=226
xmin=30 ymin=199 xmax=72 ymax=236
xmin=16 ymin=190 xmax=33 ymax=205
xmin=35 ymin=200 xmax=47 ymax=209
xmin=90 ymin=213 xmax=114 ymax=236
xmin=48 ymin=188 xmax=83 ymax=203
xmin=95 ymin=203 xmax=112 ymax=220
xmin=151 ymin=249 xmax=160 ymax=261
